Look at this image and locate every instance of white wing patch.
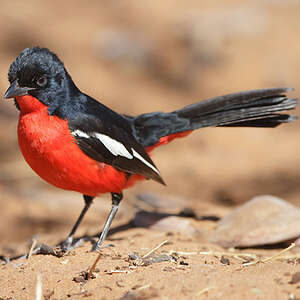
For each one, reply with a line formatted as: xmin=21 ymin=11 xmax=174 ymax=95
xmin=94 ymin=133 xmax=133 ymax=159
xmin=72 ymin=130 xmax=159 ymax=174
xmin=131 ymin=149 xmax=159 ymax=174
xmin=72 ymin=129 xmax=90 ymax=139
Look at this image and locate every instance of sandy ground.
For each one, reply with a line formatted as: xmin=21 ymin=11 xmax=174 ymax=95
xmin=1 ymin=193 xmax=300 ymax=300
xmin=1 ymin=0 xmax=300 ymax=299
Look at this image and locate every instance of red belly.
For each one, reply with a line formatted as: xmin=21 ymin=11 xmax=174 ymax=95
xmin=18 ymin=107 xmax=132 ymax=196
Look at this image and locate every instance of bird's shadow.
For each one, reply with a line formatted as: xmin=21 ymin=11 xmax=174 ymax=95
xmin=71 ymin=208 xmax=220 ymax=245
xmin=0 ymin=209 xmax=220 ymax=263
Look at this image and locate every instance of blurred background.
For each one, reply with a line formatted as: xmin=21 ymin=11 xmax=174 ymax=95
xmin=1 ymin=0 xmax=300 ymax=249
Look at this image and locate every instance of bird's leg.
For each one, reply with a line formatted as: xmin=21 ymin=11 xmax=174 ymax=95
xmin=91 ymin=192 xmax=123 ymax=252
xmin=61 ymin=194 xmax=94 ymax=251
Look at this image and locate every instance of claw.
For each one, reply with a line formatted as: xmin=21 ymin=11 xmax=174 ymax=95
xmin=33 ymin=244 xmax=67 ymax=257
xmin=60 ymin=236 xmax=74 ymax=253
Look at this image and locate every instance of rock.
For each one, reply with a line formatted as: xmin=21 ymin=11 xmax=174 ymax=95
xmin=133 ymin=211 xmax=199 ymax=236
xmin=295 ymin=236 xmax=300 ymax=247
xmin=209 ymin=195 xmax=300 ymax=247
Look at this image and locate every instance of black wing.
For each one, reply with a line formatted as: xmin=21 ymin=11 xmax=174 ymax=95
xmin=68 ymin=96 xmax=165 ymax=185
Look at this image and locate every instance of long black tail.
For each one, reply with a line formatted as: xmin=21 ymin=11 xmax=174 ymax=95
xmin=131 ymin=88 xmax=298 ymax=147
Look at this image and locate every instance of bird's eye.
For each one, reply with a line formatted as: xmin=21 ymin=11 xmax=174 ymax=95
xmin=36 ymin=76 xmax=48 ymax=87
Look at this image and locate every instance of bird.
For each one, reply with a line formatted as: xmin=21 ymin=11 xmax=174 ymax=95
xmin=4 ymin=47 xmax=298 ymax=255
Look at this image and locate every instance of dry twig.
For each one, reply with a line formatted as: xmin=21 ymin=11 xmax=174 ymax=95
xmin=28 ymin=239 xmax=38 ymax=259
xmin=196 ymin=287 xmax=214 ymax=297
xmin=142 ymin=240 xmax=169 ymax=259
xmin=88 ymin=253 xmax=102 ymax=280
xmin=35 ymin=274 xmax=42 ymax=300
xmin=242 ymin=243 xmax=296 ymax=266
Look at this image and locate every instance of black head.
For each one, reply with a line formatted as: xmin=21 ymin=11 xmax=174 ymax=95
xmin=5 ymin=47 xmax=80 ymax=116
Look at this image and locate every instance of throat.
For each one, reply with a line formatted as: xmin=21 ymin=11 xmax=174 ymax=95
xmin=16 ymin=95 xmax=49 ymax=115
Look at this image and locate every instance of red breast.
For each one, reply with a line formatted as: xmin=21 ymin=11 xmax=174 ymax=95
xmin=16 ymin=95 xmax=131 ymax=196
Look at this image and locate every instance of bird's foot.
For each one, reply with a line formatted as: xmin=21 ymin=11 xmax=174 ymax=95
xmin=60 ymin=236 xmax=74 ymax=253
xmin=30 ymin=243 xmax=65 ymax=257
xmin=90 ymin=244 xmax=99 ymax=252
xmin=90 ymin=238 xmax=104 ymax=252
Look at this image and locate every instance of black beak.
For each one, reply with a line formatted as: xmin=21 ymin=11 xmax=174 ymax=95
xmin=4 ymin=80 xmax=34 ymax=99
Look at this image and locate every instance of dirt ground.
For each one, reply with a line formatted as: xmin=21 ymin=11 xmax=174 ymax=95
xmin=1 ymin=0 xmax=300 ymax=299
